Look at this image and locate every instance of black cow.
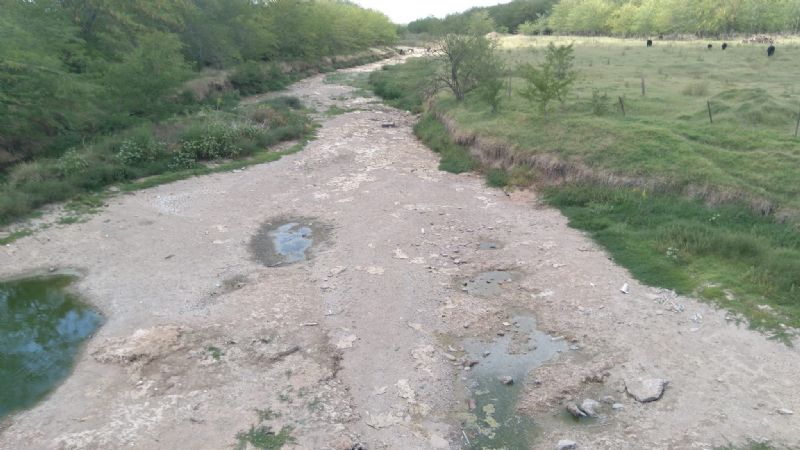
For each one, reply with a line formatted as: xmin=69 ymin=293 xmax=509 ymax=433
xmin=722 ymin=43 xmax=728 ymax=50
xmin=768 ymin=45 xmax=776 ymax=57
xmin=708 ymin=44 xmax=713 ymax=49
xmin=646 ymin=39 xmax=653 ymax=47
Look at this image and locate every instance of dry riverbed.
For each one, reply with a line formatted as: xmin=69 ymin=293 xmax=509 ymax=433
xmin=1 ymin=56 xmax=798 ymax=450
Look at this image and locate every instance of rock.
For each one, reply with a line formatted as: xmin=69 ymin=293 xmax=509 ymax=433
xmin=468 ymin=398 xmax=477 ymax=410
xmin=463 ymin=360 xmax=479 ymax=368
xmin=600 ymin=396 xmax=616 ymax=404
xmin=612 ymin=403 xmax=624 ymax=410
xmin=429 ymin=434 xmax=449 ymax=449
xmin=499 ymin=376 xmax=514 ymax=385
xmin=620 ymin=283 xmax=630 ymax=294
xmin=381 ymin=122 xmax=396 ymax=128
xmin=566 ymin=403 xmax=587 ymax=418
xmin=443 ymin=352 xmax=457 ymax=361
xmin=483 ymin=351 xmax=491 ymax=357
xmin=777 ymin=408 xmax=794 ymax=415
xmin=625 ymin=378 xmax=669 ymax=403
xmin=580 ymin=399 xmax=601 ymax=417
xmin=557 ymin=439 xmax=577 ymax=450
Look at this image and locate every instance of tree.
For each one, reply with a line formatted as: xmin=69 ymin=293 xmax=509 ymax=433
xmin=520 ymin=43 xmax=578 ymax=117
xmin=435 ymin=34 xmax=499 ymax=101
xmin=102 ymin=32 xmax=191 ymax=116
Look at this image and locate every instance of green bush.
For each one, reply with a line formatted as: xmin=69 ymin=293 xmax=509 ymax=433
xmin=56 ymin=149 xmax=90 ymax=177
xmin=486 ymin=168 xmax=510 ymax=187
xmin=116 ymin=129 xmax=166 ymax=165
xmin=230 ymin=62 xmax=290 ymax=96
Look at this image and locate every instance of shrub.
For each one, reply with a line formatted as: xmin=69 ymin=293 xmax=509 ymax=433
xmin=179 ymin=120 xmax=242 ymax=160
xmin=230 ymin=62 xmax=290 ymax=96
xmin=56 ymin=149 xmax=90 ymax=176
xmin=486 ymin=168 xmax=509 ymax=187
xmin=520 ymin=43 xmax=578 ymax=116
xmin=117 ymin=132 xmax=166 ymax=165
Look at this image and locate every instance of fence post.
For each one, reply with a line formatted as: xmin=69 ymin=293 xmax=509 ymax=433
xmin=619 ymin=96 xmax=626 ymax=117
xmin=707 ymin=100 xmax=714 ymax=124
xmin=795 ymin=104 xmax=800 ymax=137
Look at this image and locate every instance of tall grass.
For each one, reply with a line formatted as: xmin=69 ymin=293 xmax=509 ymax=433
xmin=0 ymin=98 xmax=312 ymax=225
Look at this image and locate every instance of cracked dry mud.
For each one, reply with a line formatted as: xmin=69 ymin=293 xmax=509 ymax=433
xmin=1 ymin=56 xmax=799 ymax=450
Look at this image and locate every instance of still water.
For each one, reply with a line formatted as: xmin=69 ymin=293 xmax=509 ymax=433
xmin=0 ymin=275 xmax=102 ymax=419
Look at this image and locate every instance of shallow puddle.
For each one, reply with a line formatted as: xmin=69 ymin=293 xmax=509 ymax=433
xmin=250 ymin=218 xmax=329 ymax=266
xmin=478 ymin=242 xmax=502 ymax=250
xmin=458 ymin=316 xmax=566 ymax=448
xmin=0 ymin=275 xmax=102 ymax=419
xmin=460 ymin=271 xmax=517 ymax=297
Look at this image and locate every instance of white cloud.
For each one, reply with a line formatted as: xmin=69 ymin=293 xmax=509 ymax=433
xmin=354 ymin=0 xmax=513 ymax=24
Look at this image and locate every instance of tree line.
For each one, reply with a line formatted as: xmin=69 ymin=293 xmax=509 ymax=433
xmin=0 ymin=0 xmax=396 ymax=168
xmin=406 ymin=0 xmax=800 ymax=37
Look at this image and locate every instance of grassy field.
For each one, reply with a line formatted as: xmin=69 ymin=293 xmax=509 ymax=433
xmin=454 ymin=36 xmax=800 ymax=216
xmin=371 ymin=36 xmax=800 ymax=338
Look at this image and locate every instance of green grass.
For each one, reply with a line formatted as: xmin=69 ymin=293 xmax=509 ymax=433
xmin=546 ymin=184 xmax=800 ymax=337
xmin=715 ymin=441 xmax=778 ymax=450
xmin=0 ymin=229 xmax=33 ymax=245
xmin=369 ymin=58 xmax=438 ymax=113
xmin=413 ymin=113 xmax=478 ymax=174
xmin=372 ymin=39 xmax=800 ymax=337
xmin=453 ymin=36 xmax=800 ymax=217
xmin=0 ymin=97 xmax=313 ymax=226
xmin=234 ymin=425 xmax=293 ymax=450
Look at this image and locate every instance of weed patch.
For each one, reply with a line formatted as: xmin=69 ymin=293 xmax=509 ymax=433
xmin=235 ymin=425 xmax=293 ymax=450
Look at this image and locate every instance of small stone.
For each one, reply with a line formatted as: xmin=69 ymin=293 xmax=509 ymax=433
xmin=483 ymin=351 xmax=491 ymax=357
xmin=443 ymin=353 xmax=457 ymax=361
xmin=468 ymin=398 xmax=477 ymax=410
xmin=620 ymin=283 xmax=630 ymax=294
xmin=580 ymin=399 xmax=601 ymax=417
xmin=499 ymin=376 xmax=514 ymax=385
xmin=625 ymin=378 xmax=669 ymax=403
xmin=557 ymin=439 xmax=577 ymax=450
xmin=463 ymin=360 xmax=479 ymax=368
xmin=497 ymin=331 xmax=505 ymax=336
xmin=566 ymin=403 xmax=586 ymax=418
xmin=612 ymin=403 xmax=624 ymax=410
xmin=777 ymin=408 xmax=794 ymax=415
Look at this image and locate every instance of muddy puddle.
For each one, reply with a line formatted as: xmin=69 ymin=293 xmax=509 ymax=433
xmin=460 ymin=271 xmax=518 ymax=297
xmin=250 ymin=217 xmax=330 ymax=267
xmin=457 ymin=315 xmax=566 ymax=448
xmin=0 ymin=275 xmax=103 ymax=420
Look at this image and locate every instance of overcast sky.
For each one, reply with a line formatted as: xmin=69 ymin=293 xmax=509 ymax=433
xmin=353 ymin=1 xmax=513 ymax=24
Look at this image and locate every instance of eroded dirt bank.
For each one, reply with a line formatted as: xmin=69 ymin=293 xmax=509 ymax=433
xmin=1 ymin=57 xmax=798 ymax=450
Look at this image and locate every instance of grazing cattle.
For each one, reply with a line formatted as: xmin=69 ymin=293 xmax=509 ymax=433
xmin=722 ymin=43 xmax=728 ymax=50
xmin=768 ymin=45 xmax=776 ymax=57
xmin=646 ymin=39 xmax=653 ymax=47
xmin=707 ymin=44 xmax=713 ymax=49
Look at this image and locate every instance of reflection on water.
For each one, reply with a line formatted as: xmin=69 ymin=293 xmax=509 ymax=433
xmin=0 ymin=275 xmax=102 ymax=419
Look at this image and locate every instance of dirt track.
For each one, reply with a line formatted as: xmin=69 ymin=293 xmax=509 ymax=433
xmin=1 ymin=57 xmax=798 ymax=450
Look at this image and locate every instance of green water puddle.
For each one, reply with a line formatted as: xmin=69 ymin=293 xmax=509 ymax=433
xmin=0 ymin=275 xmax=102 ymax=419
xmin=457 ymin=315 xmax=566 ymax=449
